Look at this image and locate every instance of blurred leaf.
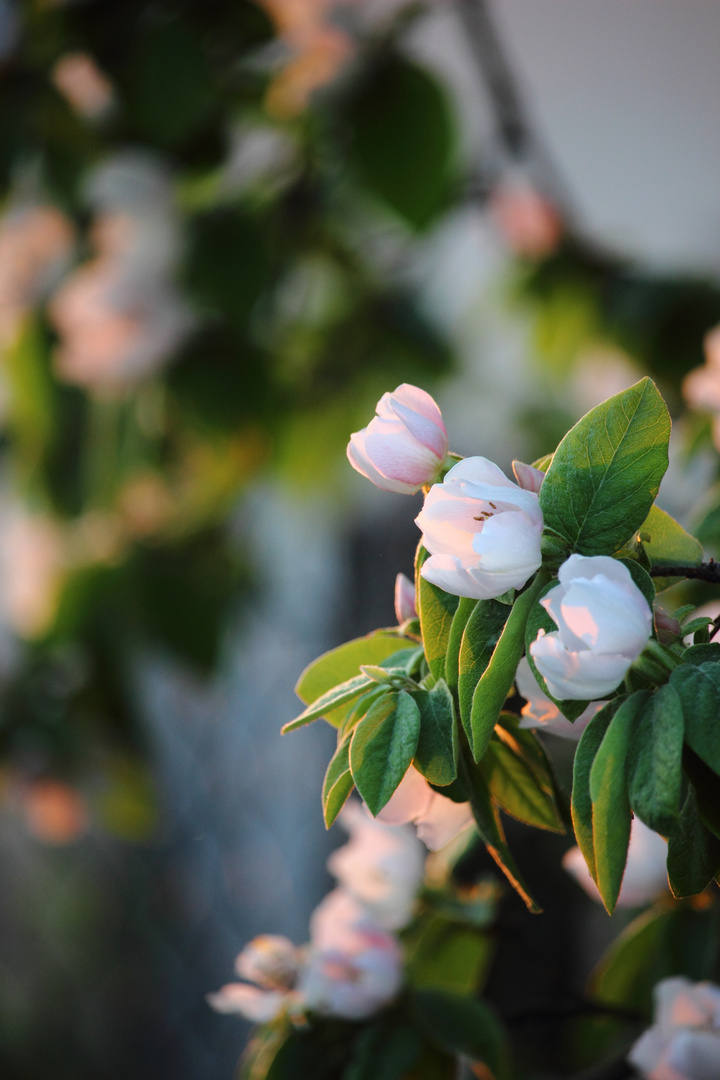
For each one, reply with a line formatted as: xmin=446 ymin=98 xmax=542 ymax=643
xmin=405 ymin=915 xmax=493 ymax=995
xmin=126 ymin=20 xmax=215 ymax=147
xmin=343 ymin=1018 xmax=421 ymax=1080
xmin=410 ymin=990 xmax=510 ymax=1079
xmin=347 ymin=58 xmax=454 ymax=229
xmin=589 ymin=906 xmax=674 ymax=1011
xmin=185 ymin=208 xmax=268 ymax=333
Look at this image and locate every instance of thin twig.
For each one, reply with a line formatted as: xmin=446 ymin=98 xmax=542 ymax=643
xmin=648 ymin=562 xmax=720 ymax=584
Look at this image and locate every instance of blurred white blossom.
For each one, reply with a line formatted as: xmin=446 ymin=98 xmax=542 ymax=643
xmin=50 ymin=153 xmax=191 ymax=394
xmin=629 ymin=976 xmax=720 ymax=1080
xmin=563 ymin=817 xmax=668 ymax=909
xmin=0 ymin=203 xmax=74 ymax=347
xmin=51 ymin=52 xmax=114 ymax=118
xmin=377 ymin=765 xmax=473 ymax=851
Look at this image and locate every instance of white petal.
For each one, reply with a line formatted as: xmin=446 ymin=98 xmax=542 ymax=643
xmin=377 ymin=766 xmax=434 ymax=826
xmin=206 ymin=984 xmax=286 ymax=1022
xmin=415 ymin=794 xmax=474 ymax=850
xmin=470 ymin=510 xmax=542 ymax=577
xmin=530 ymin=632 xmax=631 ymax=699
xmin=558 ymin=578 xmax=651 ymax=657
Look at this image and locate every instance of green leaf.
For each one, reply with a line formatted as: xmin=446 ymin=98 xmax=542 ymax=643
xmin=457 ymin=599 xmax=508 ymax=735
xmin=670 ymin=663 xmax=720 ymax=775
xmin=469 ymin=570 xmax=550 ymax=761
xmin=416 ymin=548 xmax=459 ymax=682
xmin=572 ymin=701 xmax=620 ymax=884
xmin=295 ymin=631 xmax=408 ymax=727
xmin=342 ymin=1019 xmax=421 ymax=1080
xmin=413 ymin=681 xmax=458 ymax=786
xmin=459 ymin=754 xmax=541 ymax=913
xmin=445 ymin=597 xmax=477 ymax=694
xmin=683 ymin=747 xmax=720 ymax=839
xmin=404 ymin=916 xmax=493 ymax=995
xmin=481 ymin=737 xmax=564 ymax=833
xmin=590 ymin=692 xmax=650 ymax=913
xmin=348 ymin=58 xmax=455 ymax=229
xmin=641 ymin=504 xmax=703 ymax=591
xmin=282 ymin=673 xmax=375 ymax=733
xmin=350 ymin=691 xmax=421 ymax=814
xmin=322 ymin=735 xmax=354 ymax=828
xmin=683 ymin=644 xmax=720 ymax=666
xmin=618 ymin=557 xmax=656 ymax=610
xmin=667 ymin=786 xmax=720 ymax=898
xmin=589 ymin=906 xmax=675 ymax=1009
xmin=628 ymin=685 xmax=684 ymax=834
xmin=524 ymin=580 xmax=591 ymax=723
xmin=410 ymin=990 xmax=509 ymax=1080
xmin=539 ymin=378 xmax=671 ymax=556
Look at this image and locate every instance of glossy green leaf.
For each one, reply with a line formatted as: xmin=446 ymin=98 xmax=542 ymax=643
xmin=667 ymin=786 xmax=720 ymax=898
xmin=641 ymin=504 xmax=703 ymax=591
xmin=322 ymin=734 xmax=354 ymax=828
xmin=628 ymin=685 xmax=684 ymax=834
xmin=413 ymin=680 xmax=457 ymax=786
xmin=416 ymin=548 xmax=459 ymax=682
xmin=539 ymin=378 xmax=671 ymax=556
xmin=590 ymin=692 xmax=650 ymax=913
xmin=445 ymin=597 xmax=477 ymax=694
xmin=283 ymin=673 xmax=375 ymax=733
xmin=410 ymin=990 xmax=509 ymax=1080
xmin=572 ymin=701 xmax=620 ymax=884
xmin=457 ymin=599 xmax=508 ymax=735
xmin=459 ymin=753 xmax=541 ymax=913
xmin=350 ymin=691 xmax=421 ymax=815
xmin=469 ymin=570 xmax=550 ymax=761
xmin=670 ymin=662 xmax=720 ymax=775
xmin=295 ymin=631 xmax=408 ymax=727
xmin=481 ymin=738 xmax=564 ymax=833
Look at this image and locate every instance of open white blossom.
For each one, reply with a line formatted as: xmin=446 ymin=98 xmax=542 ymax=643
xmin=515 ymin=658 xmax=603 ymax=740
xmin=416 ymin=456 xmax=543 ymax=600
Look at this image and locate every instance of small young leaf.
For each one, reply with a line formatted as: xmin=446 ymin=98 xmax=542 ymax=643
xmin=322 ymin=735 xmax=354 ymax=828
xmin=416 ymin=547 xmax=460 ymax=682
xmin=539 ymin=378 xmax=671 ymax=556
xmin=670 ymin=663 xmax=720 ymax=775
xmin=413 ymin=680 xmax=458 ymax=786
xmin=282 ymin=673 xmax=374 ymax=733
xmin=457 ymin=599 xmax=508 ymax=735
xmin=469 ymin=570 xmax=550 ymax=761
xmin=629 ymin=684 xmax=684 ymax=834
xmin=590 ymin=692 xmax=649 ymax=913
xmin=572 ymin=701 xmax=619 ymax=884
xmin=667 ymin=786 xmax=720 ymax=898
xmin=350 ymin=691 xmax=421 ymax=815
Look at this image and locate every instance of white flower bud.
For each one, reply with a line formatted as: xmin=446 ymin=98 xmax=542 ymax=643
xmin=530 ymin=554 xmax=652 ymax=700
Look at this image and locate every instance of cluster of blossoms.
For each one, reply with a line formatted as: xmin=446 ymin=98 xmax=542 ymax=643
xmin=208 ymin=803 xmax=424 ymax=1023
xmin=348 ymin=384 xmax=654 ymax=702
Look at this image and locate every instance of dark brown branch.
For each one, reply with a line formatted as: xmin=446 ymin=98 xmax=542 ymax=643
xmin=455 ymin=0 xmax=579 ymax=220
xmin=649 ymin=562 xmax=720 ymax=584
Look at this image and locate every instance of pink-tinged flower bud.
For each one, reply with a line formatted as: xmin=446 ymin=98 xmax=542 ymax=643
xmin=629 ymin=976 xmax=720 ymax=1080
xmin=394 ymin=572 xmax=416 ymax=624
xmin=415 ymin=457 xmax=543 ymax=600
xmin=654 ymin=606 xmax=681 ymax=644
xmin=530 ymin=555 xmax=652 ymax=700
xmin=347 ymin=384 xmax=448 ymax=495
xmin=563 ymin=817 xmax=668 ymax=909
xmin=512 ymin=460 xmax=545 ymax=494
